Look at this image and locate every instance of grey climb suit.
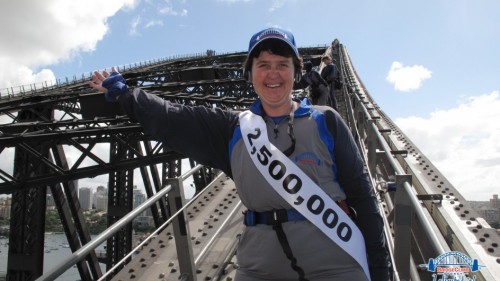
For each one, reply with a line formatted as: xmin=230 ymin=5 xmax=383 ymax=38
xmin=118 ymin=88 xmax=390 ymax=281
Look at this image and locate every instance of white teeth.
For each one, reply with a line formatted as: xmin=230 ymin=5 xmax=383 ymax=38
xmin=267 ymin=83 xmax=280 ymax=88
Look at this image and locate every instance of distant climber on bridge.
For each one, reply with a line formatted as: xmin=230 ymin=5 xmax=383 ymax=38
xmin=89 ymin=27 xmax=390 ymax=281
xmin=331 ymin=39 xmax=340 ymax=56
xmin=320 ymin=55 xmax=340 ymax=110
xmin=299 ymin=61 xmax=330 ymax=106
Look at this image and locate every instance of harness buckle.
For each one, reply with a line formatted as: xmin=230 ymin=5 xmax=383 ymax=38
xmin=243 ymin=210 xmax=257 ymax=226
xmin=266 ymin=209 xmax=288 ymax=226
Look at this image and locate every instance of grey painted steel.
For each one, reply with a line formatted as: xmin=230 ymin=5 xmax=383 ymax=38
xmin=393 ymin=175 xmax=413 ymax=281
xmin=194 ymin=200 xmax=242 ymax=264
xmin=368 ymin=109 xmax=447 ymax=256
xmin=105 ymin=173 xmax=243 ymax=281
xmin=341 ymin=43 xmax=500 ymax=281
xmin=341 ymin=46 xmax=445 ymax=280
xmin=96 ymin=166 xmax=220 ymax=281
xmin=165 ymin=177 xmax=197 ymax=281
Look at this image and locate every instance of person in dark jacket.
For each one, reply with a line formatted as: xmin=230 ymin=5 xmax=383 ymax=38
xmin=320 ymin=55 xmax=339 ymax=110
xmin=89 ymin=27 xmax=390 ymax=281
xmin=300 ymin=61 xmax=330 ymax=105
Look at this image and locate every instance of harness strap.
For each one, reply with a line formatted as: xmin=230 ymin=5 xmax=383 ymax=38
xmin=244 ymin=202 xmax=355 ymax=227
xmin=243 ymin=208 xmax=309 ymax=280
xmin=272 ymin=221 xmax=309 ymax=281
xmin=243 ymin=205 xmax=352 ymax=281
xmin=243 ymin=209 xmax=305 ymax=226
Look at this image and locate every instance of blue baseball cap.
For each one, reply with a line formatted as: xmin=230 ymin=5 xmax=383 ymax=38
xmin=247 ymin=27 xmax=300 ymax=59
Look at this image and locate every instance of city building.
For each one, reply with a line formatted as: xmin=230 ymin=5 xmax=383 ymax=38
xmin=0 ymin=197 xmax=11 ymax=219
xmin=94 ymin=186 xmax=108 ymax=212
xmin=470 ymin=194 xmax=500 ymax=229
xmin=490 ymin=194 xmax=500 ymax=210
xmin=79 ymin=187 xmax=93 ymax=211
xmin=133 ymin=186 xmax=146 ymax=217
xmin=45 ymin=188 xmax=56 ymax=209
xmin=0 ymin=205 xmax=10 ymax=219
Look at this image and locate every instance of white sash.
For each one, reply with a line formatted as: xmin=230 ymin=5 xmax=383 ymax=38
xmin=239 ymin=110 xmax=371 ymax=280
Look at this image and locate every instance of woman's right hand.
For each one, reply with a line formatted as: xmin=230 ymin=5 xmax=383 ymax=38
xmin=89 ymin=67 xmax=115 ymax=93
xmin=88 ymin=66 xmax=128 ymax=102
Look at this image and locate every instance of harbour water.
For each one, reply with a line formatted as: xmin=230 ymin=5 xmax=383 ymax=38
xmin=0 ymin=233 xmax=106 ymax=281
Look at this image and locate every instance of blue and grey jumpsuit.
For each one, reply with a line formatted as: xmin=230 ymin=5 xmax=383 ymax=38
xmin=118 ymin=87 xmax=390 ymax=281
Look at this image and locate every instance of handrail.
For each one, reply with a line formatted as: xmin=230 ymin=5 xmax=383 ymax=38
xmin=339 ymin=44 xmax=446 ymax=281
xmin=341 ymin=44 xmax=446 ymax=255
xmin=339 ymin=50 xmax=403 ymax=281
xmin=96 ymin=165 xmax=225 ymax=281
xmin=36 ymin=164 xmax=204 ymax=281
xmin=0 ymin=44 xmax=330 ymax=100
xmin=369 ymin=121 xmax=446 ymax=255
xmin=0 ymin=50 xmax=240 ymax=100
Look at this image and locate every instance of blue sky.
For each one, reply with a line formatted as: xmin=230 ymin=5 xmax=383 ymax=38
xmin=1 ymin=0 xmax=499 ymax=201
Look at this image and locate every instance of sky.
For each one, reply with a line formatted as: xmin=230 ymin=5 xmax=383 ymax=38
xmin=0 ymin=0 xmax=499 ymax=201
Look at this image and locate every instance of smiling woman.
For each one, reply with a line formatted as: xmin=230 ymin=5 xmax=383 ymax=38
xmin=89 ymin=27 xmax=390 ymax=281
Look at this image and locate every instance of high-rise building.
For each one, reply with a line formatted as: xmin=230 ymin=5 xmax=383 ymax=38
xmin=46 ymin=192 xmax=55 ymax=209
xmin=490 ymin=194 xmax=500 ymax=210
xmin=133 ymin=186 xmax=145 ymax=207
xmin=133 ymin=185 xmax=146 ymax=216
xmin=79 ymin=187 xmax=93 ymax=211
xmin=481 ymin=209 xmax=500 ymax=229
xmin=0 ymin=205 xmax=11 ymax=219
xmin=487 ymin=194 xmax=500 ymax=228
xmin=94 ymin=186 xmax=108 ymax=212
xmin=96 ymin=185 xmax=106 ymax=193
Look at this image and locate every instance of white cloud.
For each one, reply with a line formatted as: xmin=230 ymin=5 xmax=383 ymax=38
xmin=215 ymin=0 xmax=290 ymax=12
xmin=386 ymin=61 xmax=432 ymax=92
xmin=0 ymin=59 xmax=56 ymax=92
xmin=158 ymin=0 xmax=188 ymax=16
xmin=130 ymin=15 xmax=142 ymax=36
xmin=159 ymin=7 xmax=187 ymax=16
xmin=126 ymin=0 xmax=185 ymax=36
xmin=269 ymin=0 xmax=288 ymax=12
xmin=0 ymin=0 xmax=137 ymax=89
xmin=145 ymin=20 xmax=164 ymax=28
xmin=395 ymin=91 xmax=500 ymax=201
xmin=217 ymin=0 xmax=252 ymax=3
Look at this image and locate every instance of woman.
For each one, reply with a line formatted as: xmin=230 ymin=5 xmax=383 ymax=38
xmin=89 ymin=27 xmax=390 ymax=281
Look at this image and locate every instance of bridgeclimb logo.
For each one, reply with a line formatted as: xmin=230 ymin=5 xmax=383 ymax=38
xmin=420 ymin=251 xmax=485 ymax=281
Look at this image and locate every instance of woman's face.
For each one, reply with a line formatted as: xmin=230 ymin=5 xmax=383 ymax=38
xmin=251 ymin=51 xmax=295 ymax=116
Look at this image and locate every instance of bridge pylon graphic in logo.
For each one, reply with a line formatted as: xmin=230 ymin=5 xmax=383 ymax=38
xmin=420 ymin=251 xmax=485 ymax=281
